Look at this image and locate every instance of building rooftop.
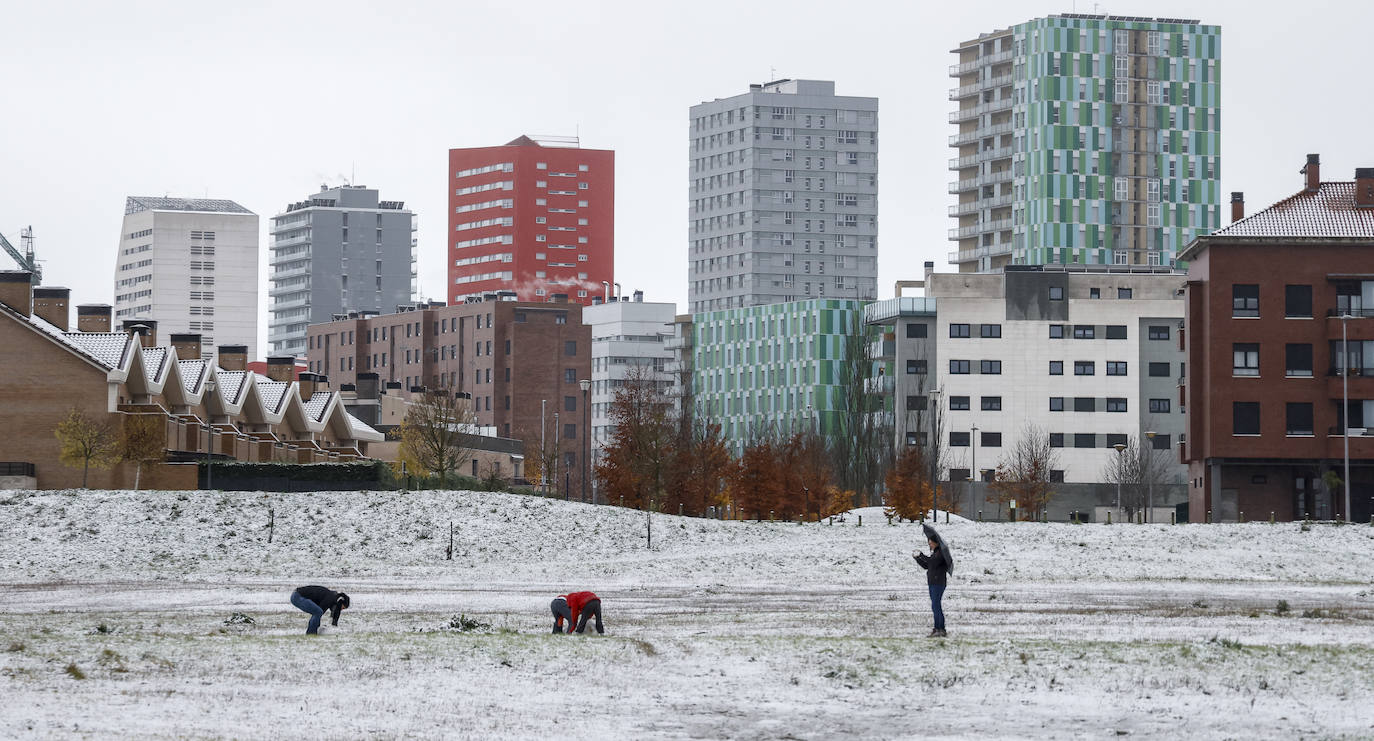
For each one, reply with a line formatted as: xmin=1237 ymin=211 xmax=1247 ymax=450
xmin=1208 ymin=182 xmax=1374 ymax=240
xmin=126 ymin=196 xmax=254 ymax=215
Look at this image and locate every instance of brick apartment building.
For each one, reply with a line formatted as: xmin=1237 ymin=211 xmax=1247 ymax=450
xmin=1182 ymin=155 xmax=1374 ymax=522
xmin=306 ymin=295 xmax=592 ymax=494
xmin=0 ymin=271 xmax=382 ymax=490
xmin=448 ymin=136 xmax=614 ymax=306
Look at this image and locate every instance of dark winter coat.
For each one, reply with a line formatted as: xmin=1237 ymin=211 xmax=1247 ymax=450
xmin=915 ymin=546 xmax=950 ymax=586
xmin=295 ymin=586 xmax=347 ymax=625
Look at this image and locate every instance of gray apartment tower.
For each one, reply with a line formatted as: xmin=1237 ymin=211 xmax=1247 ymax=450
xmin=688 ymin=80 xmax=878 ymax=313
xmin=268 ymin=185 xmax=417 ymax=357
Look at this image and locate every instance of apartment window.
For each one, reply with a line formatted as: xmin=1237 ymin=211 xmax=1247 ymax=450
xmin=950 ymin=359 xmax=971 ymax=374
xmin=563 ymin=423 xmax=576 ymax=440
xmin=950 ymin=431 xmax=970 ymax=447
xmin=1074 ymin=433 xmax=1096 ymax=448
xmin=981 ymin=396 xmax=1002 ymax=411
xmin=1286 ymin=343 xmax=1313 ymax=377
xmin=949 ymin=396 xmax=971 ymax=411
xmin=1074 ymin=361 xmax=1095 ymax=376
xmin=1148 ymin=325 xmax=1170 ymax=340
xmin=1286 ymin=403 xmax=1314 ymax=436
xmin=565 ymin=340 xmax=577 ymax=356
xmin=1150 ymin=434 xmax=1171 ymax=451
xmin=1049 ymin=361 xmax=1064 ymax=375
xmin=980 ymin=360 xmax=1002 ymax=375
xmin=1285 ymin=285 xmax=1313 ymax=318
xmin=1049 ymin=325 xmax=1065 ymax=339
xmin=1233 ymin=343 xmax=1259 ymax=376
xmin=1148 ymin=362 xmax=1171 ymax=377
xmin=1089 ymin=287 xmax=1101 ymax=299
xmin=980 ymin=324 xmax=1002 ymax=338
xmin=1049 ymin=433 xmax=1065 ymax=448
xmin=1117 ymin=288 xmax=1133 ymax=300
xmin=564 ymin=368 xmax=576 ymax=383
xmin=905 ymin=322 xmax=927 ymax=338
xmin=981 ymin=432 xmax=1002 ymax=447
xmin=1233 ymin=284 xmax=1260 ymax=318
xmin=906 ymin=359 xmax=928 ymax=375
xmin=1233 ymin=402 xmax=1261 ymax=435
xmin=1106 ymin=325 xmax=1128 ymax=340
xmin=1049 ymin=286 xmax=1064 ymax=301
xmin=1148 ymin=398 xmax=1171 ymax=414
xmin=950 ymin=323 xmax=970 ymax=338
xmin=1106 ymin=397 xmax=1128 ymax=413
xmin=1106 ymin=361 xmax=1128 ymax=376
xmin=905 ymin=395 xmax=928 ymax=412
xmin=1049 ymin=397 xmax=1065 ymax=412
xmin=1073 ymin=325 xmax=1095 ymax=339
xmin=1074 ymin=397 xmax=1096 ymax=412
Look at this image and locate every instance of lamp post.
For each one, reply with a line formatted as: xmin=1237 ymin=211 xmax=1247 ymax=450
xmin=203 ymin=376 xmax=217 ymax=490
xmin=580 ymin=378 xmax=591 ymax=504
xmin=1342 ymin=313 xmax=1353 ymax=521
xmin=541 ymin=399 xmax=547 ymax=492
xmin=1144 ymin=431 xmax=1157 ymax=522
xmin=971 ymin=423 xmax=979 ymax=517
xmin=554 ymin=410 xmax=561 ymax=500
xmin=929 ymin=389 xmax=942 ymax=518
xmin=1112 ymin=442 xmax=1127 ymax=514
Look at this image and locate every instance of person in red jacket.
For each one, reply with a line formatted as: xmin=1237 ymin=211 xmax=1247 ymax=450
xmin=549 ymin=590 xmax=603 ymax=634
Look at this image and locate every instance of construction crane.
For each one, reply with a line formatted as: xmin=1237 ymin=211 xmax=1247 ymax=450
xmin=0 ymin=226 xmax=40 ymax=283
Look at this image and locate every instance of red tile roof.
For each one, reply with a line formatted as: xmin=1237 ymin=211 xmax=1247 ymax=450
xmin=1212 ymin=182 xmax=1374 ymax=239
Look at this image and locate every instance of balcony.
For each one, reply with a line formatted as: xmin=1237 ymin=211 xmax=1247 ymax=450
xmin=948 ymin=97 xmax=1014 ymax=123
xmin=949 ymin=146 xmax=1013 ymax=170
xmin=949 ymin=121 xmax=1013 ymax=147
xmin=948 ymin=169 xmax=1013 ymax=194
xmin=948 ymin=241 xmax=1014 ymax=263
xmin=948 ymin=194 xmax=1014 ymax=216
xmin=948 ymin=74 xmax=1013 ymax=100
xmin=948 ymin=49 xmax=1013 ymax=76
xmin=948 ymin=218 xmax=1012 ymax=240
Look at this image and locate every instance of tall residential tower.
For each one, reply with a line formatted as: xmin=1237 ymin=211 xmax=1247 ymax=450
xmin=689 ymin=80 xmax=878 ymax=313
xmin=268 ymin=185 xmax=416 ymax=357
xmin=949 ymin=14 xmax=1221 ymax=272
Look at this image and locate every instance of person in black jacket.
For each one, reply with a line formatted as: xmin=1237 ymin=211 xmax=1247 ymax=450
xmin=289 ymin=586 xmax=350 ymax=635
xmin=913 ymin=525 xmax=951 ymax=637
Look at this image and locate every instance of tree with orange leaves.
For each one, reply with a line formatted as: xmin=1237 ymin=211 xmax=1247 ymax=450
xmin=884 ymin=443 xmax=934 ymax=521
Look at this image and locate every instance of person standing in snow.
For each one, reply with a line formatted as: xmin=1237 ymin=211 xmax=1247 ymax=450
xmin=289 ymin=585 xmax=350 ymax=635
xmin=913 ymin=523 xmax=952 ymax=637
xmin=550 ymin=590 xmax=604 ymax=634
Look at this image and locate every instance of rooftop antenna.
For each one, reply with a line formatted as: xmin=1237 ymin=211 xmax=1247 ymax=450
xmin=350 ymin=161 xmax=355 ymax=187
xmin=770 ymin=66 xmax=776 ymax=80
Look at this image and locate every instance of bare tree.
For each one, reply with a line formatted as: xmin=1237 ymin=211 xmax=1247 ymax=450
xmin=397 ymin=390 xmax=477 ymax=487
xmin=1102 ymin=434 xmax=1173 ymax=520
xmin=988 ymin=423 xmax=1061 ymax=520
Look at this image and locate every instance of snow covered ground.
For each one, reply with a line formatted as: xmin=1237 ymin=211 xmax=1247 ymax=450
xmin=1 ymin=489 xmax=1371 ymax=739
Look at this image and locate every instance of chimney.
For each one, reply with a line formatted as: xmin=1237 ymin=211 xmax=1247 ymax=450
xmin=298 ymin=372 xmax=319 ymax=400
xmin=1355 ymin=168 xmax=1374 ymax=208
xmin=77 ymin=304 xmax=113 ymax=332
xmin=1302 ymin=153 xmax=1321 ymax=192
xmin=217 ymin=344 xmax=248 ymax=371
xmin=591 ymin=296 xmax=603 ymax=305
xmin=924 ymin=261 xmax=936 ymax=283
xmin=355 ymin=372 xmax=380 ymax=400
xmin=265 ymin=355 xmax=296 ymax=382
xmin=32 ymin=286 xmax=71 ymax=330
xmin=1230 ymin=192 xmax=1245 ymax=223
xmin=633 ymin=290 xmax=644 ymax=303
xmin=0 ymin=271 xmax=34 ymax=317
xmin=170 ymin=333 xmax=202 ymax=360
xmin=123 ymin=319 xmax=157 ymax=347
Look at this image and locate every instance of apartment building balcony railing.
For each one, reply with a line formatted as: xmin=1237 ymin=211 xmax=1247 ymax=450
xmin=948 ymin=97 xmax=1014 ymax=123
xmin=949 ymin=146 xmax=1013 ymax=170
xmin=271 ymin=232 xmax=311 ymax=249
xmin=947 ymin=169 xmax=1013 ymax=194
xmin=948 ymin=49 xmax=1014 ymax=76
xmin=949 ymin=121 xmax=1013 ymax=147
xmin=271 ymin=264 xmax=310 ymax=280
xmin=948 ymin=194 xmax=1014 ymax=216
xmin=947 ymin=240 xmax=1014 ymax=263
xmin=947 ymin=218 xmax=1013 ymax=240
xmin=948 ymin=74 xmax=1015 ymax=100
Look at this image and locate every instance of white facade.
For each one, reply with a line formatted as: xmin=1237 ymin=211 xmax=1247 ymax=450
xmin=583 ymin=296 xmax=676 ymax=466
xmin=114 ymin=197 xmax=258 ymax=356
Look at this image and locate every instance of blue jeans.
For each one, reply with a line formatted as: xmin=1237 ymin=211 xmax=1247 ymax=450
xmin=928 ymin=583 xmax=946 ymax=631
xmin=291 ymin=590 xmax=324 ymax=634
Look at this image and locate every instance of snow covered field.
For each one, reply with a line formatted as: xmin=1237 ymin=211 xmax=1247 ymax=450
xmin=1 ymin=488 xmax=1372 ymax=739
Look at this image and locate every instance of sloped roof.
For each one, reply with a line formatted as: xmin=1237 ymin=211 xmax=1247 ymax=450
xmin=505 ymin=135 xmax=541 ymax=147
xmin=127 ymin=196 xmax=254 ymax=214
xmin=256 ymin=379 xmax=290 ymax=414
xmin=142 ymin=347 xmax=170 ymax=385
xmin=214 ymin=370 xmax=248 ymax=405
xmin=178 ymin=359 xmax=208 ymax=394
xmin=346 ymin=412 xmax=385 ymax=442
xmin=64 ymin=332 xmax=133 ymax=369
xmin=303 ymin=391 xmax=333 ymax=423
xmin=1211 ymin=182 xmax=1374 ymax=239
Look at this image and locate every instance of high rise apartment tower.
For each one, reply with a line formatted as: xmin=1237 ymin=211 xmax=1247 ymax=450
xmin=447 ymin=136 xmax=613 ymax=306
xmin=689 ymin=80 xmax=878 ymax=313
xmin=949 ymin=15 xmax=1221 ymax=272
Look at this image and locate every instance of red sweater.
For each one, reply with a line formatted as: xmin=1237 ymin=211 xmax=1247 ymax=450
xmin=562 ymin=591 xmax=599 ymax=625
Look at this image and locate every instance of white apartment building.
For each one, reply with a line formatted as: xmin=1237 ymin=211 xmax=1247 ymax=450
xmin=583 ymin=292 xmax=676 ymax=472
xmin=114 ymin=197 xmax=259 ymax=356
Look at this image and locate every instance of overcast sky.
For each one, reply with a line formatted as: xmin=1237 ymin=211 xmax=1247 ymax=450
xmin=2 ymin=0 xmax=1371 ymax=357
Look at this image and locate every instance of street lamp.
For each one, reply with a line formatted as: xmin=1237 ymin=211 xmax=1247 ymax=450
xmin=554 ymin=410 xmax=561 ymax=500
xmin=971 ymin=423 xmax=979 ymax=517
xmin=1342 ymin=313 xmax=1353 ymax=521
xmin=1144 ymin=431 xmax=1157 ymax=522
xmin=203 ymin=376 xmax=217 ymax=490
xmin=540 ymin=399 xmax=547 ymax=492
xmin=580 ymin=378 xmax=591 ymax=504
xmin=1112 ymin=442 xmax=1127 ymax=514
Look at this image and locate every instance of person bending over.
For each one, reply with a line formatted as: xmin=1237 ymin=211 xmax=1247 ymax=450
xmin=550 ymin=590 xmax=603 ymax=634
xmin=290 ymin=585 xmax=350 ymax=635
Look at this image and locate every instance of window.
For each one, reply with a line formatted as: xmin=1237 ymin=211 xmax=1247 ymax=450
xmin=950 ymin=359 xmax=971 ymax=374
xmin=1074 ymin=433 xmax=1096 ymax=448
xmin=1049 ymin=397 xmax=1065 ymax=412
xmin=980 ymin=324 xmax=1002 ymax=338
xmin=1149 ymin=398 xmax=1171 ymax=414
xmin=1233 ymin=284 xmax=1260 ymax=318
xmin=1286 ymin=403 xmax=1314 ymax=436
xmin=906 ymin=359 xmax=928 ymax=375
xmin=564 ymin=423 xmax=576 ymax=440
xmin=1117 ymin=288 xmax=1133 ymax=300
xmin=949 ymin=396 xmax=970 ymax=410
xmin=1148 ymin=362 xmax=1171 ymax=377
xmin=565 ymin=396 xmax=577 ymax=412
xmin=949 ymin=468 xmax=971 ymax=481
xmin=1148 ymin=325 xmax=1171 ymax=340
xmin=1105 ymin=325 xmax=1128 ymax=340
xmin=1049 ymin=361 xmax=1064 ymax=375
xmin=1049 ymin=286 xmax=1064 ymax=301
xmin=905 ymin=395 xmax=928 ymax=411
xmin=1285 ymin=343 xmax=1313 ymax=377
xmin=981 ymin=432 xmax=1002 ymax=447
xmin=1074 ymin=397 xmax=1096 ymax=412
xmin=950 ymin=323 xmax=970 ymax=338
xmin=1074 ymin=361 xmax=1095 ymax=376
xmin=1073 ymin=325 xmax=1095 ymax=339
xmin=980 ymin=360 xmax=1002 ymax=375
xmin=1285 ymin=285 xmax=1313 ymax=318
xmin=564 ymin=368 xmax=576 ymax=383
xmin=981 ymin=396 xmax=1002 ymax=411
xmin=1106 ymin=397 xmax=1128 ymax=412
xmin=1106 ymin=361 xmax=1128 ymax=376
xmin=1150 ymin=434 xmax=1171 ymax=451
xmin=1049 ymin=433 xmax=1065 ymax=448
xmin=1233 ymin=343 xmax=1259 ymax=376
xmin=950 ymin=431 xmax=971 ymax=447
xmin=1089 ymin=287 xmax=1100 ymax=299
xmin=1049 ymin=325 xmax=1065 ymax=339
xmin=1050 ymin=470 xmax=1065 ymax=483
xmin=1233 ymin=402 xmax=1260 ymax=435
xmin=905 ymin=322 xmax=927 ymax=338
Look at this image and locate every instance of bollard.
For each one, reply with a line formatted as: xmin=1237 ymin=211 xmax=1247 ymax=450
xmin=1239 ymin=511 xmax=1245 ymax=523
xmin=620 ymin=496 xmax=624 ymax=508
xmin=1270 ymin=511 xmax=1275 ymax=524
xmin=679 ymin=503 xmax=684 ymax=516
xmin=978 ymin=510 xmax=983 ymax=522
xmin=1171 ymin=511 xmax=1176 ymax=525
xmin=1137 ymin=511 xmax=1143 ymax=525
xmin=858 ymin=515 xmax=862 ymax=527
xmin=769 ymin=510 xmax=774 ymax=522
xmin=1206 ymin=510 xmax=1212 ymax=524
xmin=1009 ymin=506 xmax=1017 ymax=523
xmin=946 ymin=510 xmax=950 ymax=524
xmin=1107 ymin=511 xmax=1112 ymax=525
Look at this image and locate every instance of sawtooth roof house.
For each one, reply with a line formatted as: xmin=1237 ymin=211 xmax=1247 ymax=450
xmin=0 ymin=270 xmax=382 ymax=489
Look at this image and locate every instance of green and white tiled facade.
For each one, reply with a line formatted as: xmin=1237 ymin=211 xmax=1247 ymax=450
xmin=950 ymin=14 xmax=1221 ymax=272
xmin=692 ymin=299 xmax=866 ymax=452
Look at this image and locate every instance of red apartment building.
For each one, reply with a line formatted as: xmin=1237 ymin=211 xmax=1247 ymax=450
xmin=448 ymin=136 xmax=614 ymax=306
xmin=1182 ymin=155 xmax=1374 ymax=523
